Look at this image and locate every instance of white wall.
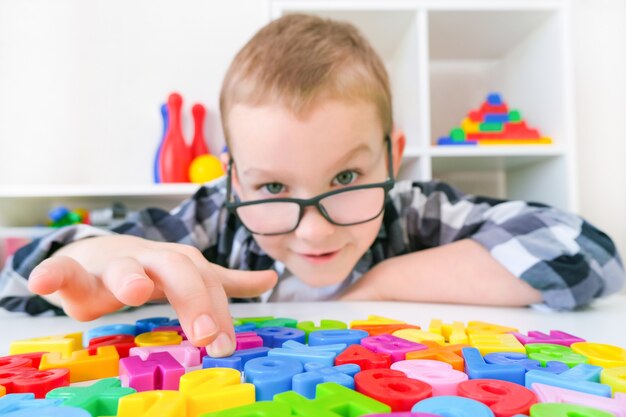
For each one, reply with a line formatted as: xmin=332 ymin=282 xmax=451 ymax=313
xmin=0 ymin=0 xmax=268 ymax=185
xmin=571 ymin=0 xmax=626 ymax=261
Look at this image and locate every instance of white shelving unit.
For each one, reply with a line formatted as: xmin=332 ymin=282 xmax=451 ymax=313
xmin=0 ymin=184 xmax=198 ymax=236
xmin=271 ymin=0 xmax=577 ymax=209
xmin=0 ymin=0 xmax=577 ymax=238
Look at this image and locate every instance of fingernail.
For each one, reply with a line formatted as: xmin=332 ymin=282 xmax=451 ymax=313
xmin=206 ymin=332 xmax=234 ymax=357
xmin=193 ymin=314 xmax=218 ymax=340
xmin=30 ymin=268 xmax=50 ymax=280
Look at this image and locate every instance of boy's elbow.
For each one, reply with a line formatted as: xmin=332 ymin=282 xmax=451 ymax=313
xmin=598 ymin=256 xmax=625 ymax=297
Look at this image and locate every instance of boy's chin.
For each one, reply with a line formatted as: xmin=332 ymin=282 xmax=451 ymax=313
xmin=291 ymin=265 xmax=352 ymax=288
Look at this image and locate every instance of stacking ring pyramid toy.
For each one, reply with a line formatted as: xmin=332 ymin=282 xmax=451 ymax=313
xmin=437 ymin=93 xmax=552 ymax=146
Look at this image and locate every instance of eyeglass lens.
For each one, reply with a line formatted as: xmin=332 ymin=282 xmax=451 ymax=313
xmin=235 ymin=186 xmax=386 ymax=234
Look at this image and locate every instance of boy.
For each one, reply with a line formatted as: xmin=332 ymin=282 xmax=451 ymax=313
xmin=0 ymin=15 xmax=623 ymax=358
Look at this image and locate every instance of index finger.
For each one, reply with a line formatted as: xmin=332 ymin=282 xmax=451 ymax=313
xmin=137 ymin=250 xmax=235 ymax=357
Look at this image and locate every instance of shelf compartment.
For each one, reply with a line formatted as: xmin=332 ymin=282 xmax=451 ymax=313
xmin=0 ymin=183 xmax=200 ymax=228
xmin=432 ymin=153 xmax=570 ymax=209
xmin=428 ymin=8 xmax=568 ymax=149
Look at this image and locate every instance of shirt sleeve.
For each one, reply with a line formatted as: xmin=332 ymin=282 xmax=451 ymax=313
xmin=397 ymin=180 xmax=625 ymax=310
xmin=0 ymin=179 xmax=229 ymax=315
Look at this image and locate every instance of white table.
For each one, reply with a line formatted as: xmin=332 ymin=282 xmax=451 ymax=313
xmin=2 ymin=295 xmax=626 ymax=354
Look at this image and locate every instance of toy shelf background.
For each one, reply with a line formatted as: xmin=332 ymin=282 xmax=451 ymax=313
xmin=0 ymin=0 xmax=624 ymax=262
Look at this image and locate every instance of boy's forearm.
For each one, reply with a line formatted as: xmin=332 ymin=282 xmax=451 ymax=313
xmin=342 ymin=239 xmax=543 ymax=307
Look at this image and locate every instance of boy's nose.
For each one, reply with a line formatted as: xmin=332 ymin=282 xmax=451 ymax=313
xmin=293 ymin=205 xmax=335 ymax=241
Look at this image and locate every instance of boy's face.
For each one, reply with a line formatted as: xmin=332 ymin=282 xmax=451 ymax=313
xmin=227 ymin=99 xmax=404 ymax=288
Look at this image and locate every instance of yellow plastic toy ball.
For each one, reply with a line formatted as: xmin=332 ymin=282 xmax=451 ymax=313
xmin=188 ymin=154 xmax=225 ymax=184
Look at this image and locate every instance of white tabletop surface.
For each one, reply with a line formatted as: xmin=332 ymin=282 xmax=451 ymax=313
xmin=1 ymin=296 xmax=625 ymax=355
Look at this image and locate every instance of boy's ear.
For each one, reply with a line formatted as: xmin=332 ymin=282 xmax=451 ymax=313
xmin=390 ymin=128 xmax=406 ymax=178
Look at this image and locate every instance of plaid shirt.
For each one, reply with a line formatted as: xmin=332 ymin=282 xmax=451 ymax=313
xmin=1 ymin=178 xmax=623 ymax=315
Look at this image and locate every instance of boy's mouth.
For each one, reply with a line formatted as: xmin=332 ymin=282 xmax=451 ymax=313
xmin=298 ymin=249 xmax=341 ymax=264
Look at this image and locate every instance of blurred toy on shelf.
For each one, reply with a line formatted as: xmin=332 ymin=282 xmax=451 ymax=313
xmin=189 ymin=154 xmax=225 ymax=184
xmin=190 ymin=103 xmax=210 ymax=158
xmin=48 ymin=202 xmax=130 ymax=228
xmin=48 ymin=206 xmax=89 ymax=228
xmin=154 ymin=93 xmax=225 ymax=184
xmin=159 ymin=92 xmax=193 ymax=183
xmin=153 ymin=103 xmax=169 ymax=183
xmin=437 ymin=93 xmax=552 ymax=146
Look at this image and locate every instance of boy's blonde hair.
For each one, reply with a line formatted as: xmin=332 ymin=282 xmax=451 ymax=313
xmin=220 ymin=14 xmax=392 ymax=143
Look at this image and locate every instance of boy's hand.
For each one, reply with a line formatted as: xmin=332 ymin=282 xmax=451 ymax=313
xmin=27 ymin=235 xmax=278 ymax=357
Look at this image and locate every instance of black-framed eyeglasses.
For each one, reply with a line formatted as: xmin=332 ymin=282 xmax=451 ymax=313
xmin=225 ymin=136 xmax=395 ymax=236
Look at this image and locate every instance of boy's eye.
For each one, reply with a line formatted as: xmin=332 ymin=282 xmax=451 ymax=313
xmin=333 ymin=170 xmax=358 ymax=186
xmin=263 ymin=182 xmax=285 ymax=194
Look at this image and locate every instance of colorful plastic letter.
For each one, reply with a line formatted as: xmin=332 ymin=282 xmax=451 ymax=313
xmin=257 ymin=318 xmax=298 ymax=328
xmin=525 ymin=343 xmax=588 ymax=367
xmin=275 ymin=382 xmax=391 ymax=416
xmin=466 ymin=321 xmax=518 ymax=334
xmin=0 ymin=393 xmax=61 ymax=413
xmin=292 ymin=362 xmax=360 ymax=399
xmin=601 ymin=366 xmax=626 ymax=394
xmin=202 ymin=347 xmax=270 ymax=372
xmin=351 ymin=324 xmax=422 ymax=336
xmin=429 ymin=319 xmax=468 ymax=345
xmin=350 ymin=316 xmax=406 ymax=327
xmin=511 ymin=330 xmax=585 ymax=346
xmin=297 ymin=320 xmax=347 ymax=342
xmin=254 ymin=327 xmax=305 ymax=348
xmin=179 ymin=368 xmax=255 ymax=416
xmin=87 ymin=334 xmax=136 ymax=358
xmin=532 ymin=383 xmax=626 ymax=417
xmin=268 ymin=340 xmax=340 ymax=367
xmin=462 ymin=347 xmax=526 ymax=385
xmin=119 ymin=351 xmax=185 ymax=391
xmin=484 ymin=352 xmax=568 ymax=374
xmin=0 ymin=352 xmax=45 ymax=369
xmin=363 ymin=413 xmax=442 ymax=417
xmin=571 ymin=342 xmax=626 ymax=368
xmin=0 ymin=355 xmax=34 ymax=371
xmin=129 ymin=340 xmax=201 ymax=367
xmin=235 ymin=316 xmax=275 ymax=326
xmin=244 ymin=356 xmax=303 ymax=400
xmin=235 ymin=332 xmax=264 ymax=349
xmin=525 ymin=364 xmax=610 ymax=397
xmin=469 ymin=333 xmax=526 ymax=355
xmin=405 ymin=340 xmax=469 ymax=371
xmin=134 ymin=331 xmax=182 ymax=347
xmin=393 ymin=329 xmax=445 ymax=345
xmin=116 ymin=390 xmax=186 ymax=417
xmin=153 ymin=326 xmax=188 ymax=340
xmin=39 ymin=346 xmax=119 ymax=383
xmin=411 ymin=396 xmax=494 ymax=417
xmin=4 ymin=407 xmax=88 ymax=417
xmin=46 ymin=377 xmax=135 ymax=416
xmin=308 ymin=329 xmax=368 ymax=346
xmin=355 ymin=368 xmax=432 ymax=411
xmin=391 ymin=359 xmax=467 ymax=396
xmin=361 ymin=334 xmax=426 ymax=363
xmin=0 ymin=368 xmax=69 ymax=398
xmin=529 ymin=402 xmax=615 ymax=417
xmin=135 ymin=317 xmax=173 ymax=334
xmin=85 ymin=324 xmax=137 ymax=345
xmin=335 ymin=344 xmax=391 ymax=370
xmin=458 ymin=379 xmax=537 ymax=416
xmin=199 ymin=401 xmax=292 ymax=416
xmin=9 ymin=333 xmax=82 ymax=357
